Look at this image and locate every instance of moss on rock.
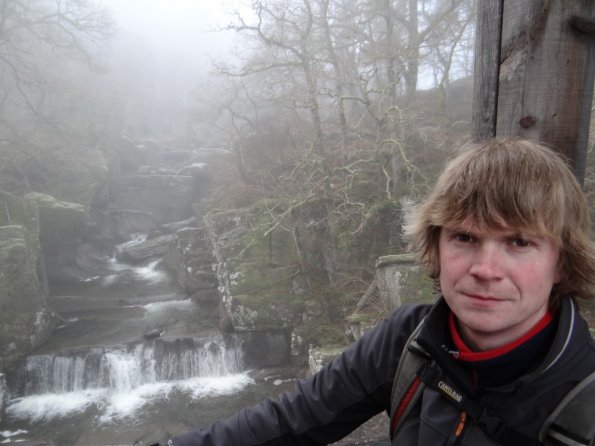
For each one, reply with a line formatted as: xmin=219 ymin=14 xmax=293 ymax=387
xmin=0 ymin=225 xmax=53 ymax=371
xmin=25 ymin=192 xmax=87 ymax=244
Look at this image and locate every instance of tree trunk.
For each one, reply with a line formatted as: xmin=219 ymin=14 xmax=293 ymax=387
xmin=320 ymin=0 xmax=349 ymax=155
xmin=404 ymin=0 xmax=419 ymax=105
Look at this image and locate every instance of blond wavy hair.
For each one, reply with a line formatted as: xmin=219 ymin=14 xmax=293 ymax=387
xmin=405 ymin=137 xmax=595 ymax=305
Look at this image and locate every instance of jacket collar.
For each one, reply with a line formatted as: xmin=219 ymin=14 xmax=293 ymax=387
xmin=415 ymin=296 xmax=586 ymax=393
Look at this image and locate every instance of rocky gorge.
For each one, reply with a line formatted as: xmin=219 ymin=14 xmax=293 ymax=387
xmin=0 ymin=138 xmax=436 ymax=445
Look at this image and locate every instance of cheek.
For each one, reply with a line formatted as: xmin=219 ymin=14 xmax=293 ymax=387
xmin=513 ymin=261 xmax=558 ymax=294
xmin=438 ymin=255 xmax=463 ymax=288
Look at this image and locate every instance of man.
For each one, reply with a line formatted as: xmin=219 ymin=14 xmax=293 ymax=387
xmin=152 ymin=138 xmax=595 ymax=446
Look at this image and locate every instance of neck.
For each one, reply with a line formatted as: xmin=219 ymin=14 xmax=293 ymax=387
xmin=449 ymin=310 xmax=554 ymax=358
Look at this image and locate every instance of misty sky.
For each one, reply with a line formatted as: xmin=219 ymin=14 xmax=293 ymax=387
xmin=101 ymin=0 xmax=236 ymax=61
xmin=99 ymin=0 xmax=240 ymax=94
xmin=97 ymin=1 xmax=242 ymax=134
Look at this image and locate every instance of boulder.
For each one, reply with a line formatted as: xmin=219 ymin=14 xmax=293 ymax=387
xmin=158 ymin=217 xmax=197 ymax=234
xmin=25 ymin=192 xmax=89 ymax=282
xmin=107 ymin=208 xmax=157 ymax=241
xmin=0 ymin=225 xmax=54 ymax=371
xmin=238 ymin=330 xmax=291 ymax=368
xmin=116 ymin=233 xmax=175 ymax=264
xmin=0 ymin=192 xmax=41 ymax=256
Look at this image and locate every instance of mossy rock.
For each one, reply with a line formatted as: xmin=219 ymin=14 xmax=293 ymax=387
xmin=208 ymin=205 xmax=315 ymax=332
xmin=240 ymin=224 xmax=302 ymax=266
xmin=0 ymin=192 xmax=41 ymax=257
xmin=25 ymin=192 xmax=87 ymax=246
xmin=229 ymin=293 xmax=306 ymax=331
xmin=39 ymin=148 xmax=108 ymax=206
xmin=225 ymin=260 xmax=302 ymax=296
xmin=0 ymin=225 xmax=53 ymax=370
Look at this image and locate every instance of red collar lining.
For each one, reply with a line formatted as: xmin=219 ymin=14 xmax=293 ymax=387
xmin=449 ymin=310 xmax=553 ymax=362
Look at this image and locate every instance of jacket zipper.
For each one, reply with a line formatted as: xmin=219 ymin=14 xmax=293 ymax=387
xmin=445 ymin=411 xmax=467 ymax=446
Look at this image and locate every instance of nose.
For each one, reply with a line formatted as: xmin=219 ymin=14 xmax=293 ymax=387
xmin=468 ymin=242 xmax=504 ymax=280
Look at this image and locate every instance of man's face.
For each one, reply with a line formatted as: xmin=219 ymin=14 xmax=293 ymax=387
xmin=438 ymin=219 xmax=560 ymax=351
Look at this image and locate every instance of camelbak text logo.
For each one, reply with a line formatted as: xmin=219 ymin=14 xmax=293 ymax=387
xmin=438 ymin=380 xmax=462 ymax=403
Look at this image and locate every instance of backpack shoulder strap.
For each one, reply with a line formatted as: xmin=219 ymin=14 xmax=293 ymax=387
xmin=389 ymin=317 xmax=430 ymax=439
xmin=539 ymin=370 xmax=595 ymax=446
xmin=389 ymin=322 xmax=534 ymax=446
xmin=391 ymin=318 xmax=595 ymax=446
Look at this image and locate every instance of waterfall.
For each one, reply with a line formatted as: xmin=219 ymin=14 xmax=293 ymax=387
xmin=2 ymin=231 xmax=259 ymax=436
xmin=20 ymin=336 xmax=245 ymax=396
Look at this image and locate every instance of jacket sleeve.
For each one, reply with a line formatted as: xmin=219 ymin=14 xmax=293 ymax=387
xmin=168 ymin=303 xmax=430 ymax=446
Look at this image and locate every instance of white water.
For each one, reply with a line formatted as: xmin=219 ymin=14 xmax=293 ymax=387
xmin=103 ymin=258 xmax=167 ymax=285
xmin=23 ymin=337 xmax=244 ymax=394
xmin=7 ymin=374 xmax=253 ymax=424
xmin=143 ymin=299 xmax=194 ymax=314
xmin=9 ymin=336 xmax=253 ymax=424
xmin=100 ymin=235 xmax=167 ymax=285
xmin=116 ymin=233 xmax=147 ymax=250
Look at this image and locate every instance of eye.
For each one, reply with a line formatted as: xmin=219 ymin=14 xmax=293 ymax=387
xmin=454 ymin=232 xmax=473 ymax=243
xmin=511 ymin=237 xmax=532 ymax=248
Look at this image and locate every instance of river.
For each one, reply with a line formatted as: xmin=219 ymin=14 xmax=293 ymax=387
xmin=0 ymin=236 xmax=297 ymax=445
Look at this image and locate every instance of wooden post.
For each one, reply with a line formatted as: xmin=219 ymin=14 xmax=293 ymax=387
xmin=473 ymin=0 xmax=503 ymax=140
xmin=473 ymin=0 xmax=595 ymax=185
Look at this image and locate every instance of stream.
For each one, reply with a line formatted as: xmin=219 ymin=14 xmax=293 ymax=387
xmin=0 ymin=236 xmax=297 ymax=446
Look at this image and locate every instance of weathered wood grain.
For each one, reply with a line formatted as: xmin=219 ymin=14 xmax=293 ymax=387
xmin=473 ymin=0 xmax=503 ymax=140
xmin=474 ymin=0 xmax=594 ymax=183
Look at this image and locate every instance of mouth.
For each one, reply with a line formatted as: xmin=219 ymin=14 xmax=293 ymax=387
xmin=463 ymin=293 xmax=505 ymax=302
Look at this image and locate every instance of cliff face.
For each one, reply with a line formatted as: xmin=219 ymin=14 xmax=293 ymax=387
xmin=203 ymin=208 xmax=314 ymax=367
xmin=163 ymin=226 xmax=219 ymax=303
xmin=0 ymin=211 xmax=54 ymax=372
xmin=195 ymin=205 xmax=438 ymax=370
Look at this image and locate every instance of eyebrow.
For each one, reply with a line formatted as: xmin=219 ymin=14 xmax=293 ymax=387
xmin=442 ymin=224 xmax=537 ymax=237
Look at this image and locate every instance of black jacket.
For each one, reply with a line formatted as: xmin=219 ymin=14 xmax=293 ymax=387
xmin=167 ymin=297 xmax=595 ymax=446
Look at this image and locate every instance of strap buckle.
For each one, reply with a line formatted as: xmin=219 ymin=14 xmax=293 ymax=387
xmin=477 ymin=409 xmax=510 ymax=440
xmin=416 ymin=361 xmax=441 ymax=387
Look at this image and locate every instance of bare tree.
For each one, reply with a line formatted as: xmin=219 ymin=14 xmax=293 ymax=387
xmin=0 ymin=0 xmax=114 ymax=196
xmin=424 ymin=0 xmax=476 ymax=127
xmin=319 ymin=0 xmax=349 ymax=154
xmin=0 ymin=0 xmax=114 ymax=137
xmin=225 ymin=0 xmax=326 ymax=156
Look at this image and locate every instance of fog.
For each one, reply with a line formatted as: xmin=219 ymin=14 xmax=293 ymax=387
xmin=99 ymin=1 xmax=239 ymax=139
xmin=2 ymin=1 xmax=593 ymax=445
xmin=0 ymin=1 xmax=481 ymax=443
xmin=102 ymin=0 xmax=236 ymax=70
